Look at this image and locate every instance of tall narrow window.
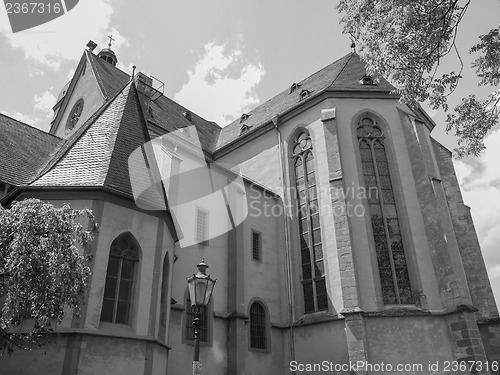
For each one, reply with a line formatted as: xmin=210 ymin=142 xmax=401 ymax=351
xmin=252 ymin=230 xmax=261 ymax=261
xmin=249 ymin=302 xmax=267 ymax=349
xmin=195 ymin=208 xmax=208 ymax=244
xmin=101 ymin=234 xmax=139 ymax=324
xmin=292 ymin=130 xmax=328 ymax=313
xmin=185 ymin=295 xmax=209 ymax=342
xmin=357 ymin=117 xmax=413 ymax=304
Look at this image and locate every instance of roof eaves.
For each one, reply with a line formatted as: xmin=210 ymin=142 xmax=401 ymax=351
xmin=214 ymin=89 xmax=330 ymax=157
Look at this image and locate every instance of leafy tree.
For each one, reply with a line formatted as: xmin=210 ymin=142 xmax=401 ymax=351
xmin=337 ymin=0 xmax=500 ymax=157
xmin=0 ymin=199 xmax=97 ymax=354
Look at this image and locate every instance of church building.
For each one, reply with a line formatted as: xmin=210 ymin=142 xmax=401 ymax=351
xmin=0 ymin=40 xmax=499 ymax=374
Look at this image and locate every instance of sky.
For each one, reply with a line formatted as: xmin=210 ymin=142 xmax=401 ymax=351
xmin=0 ymin=0 xmax=499 ymax=305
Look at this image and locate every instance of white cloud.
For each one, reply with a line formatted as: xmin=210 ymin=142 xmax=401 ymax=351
xmin=454 ymin=128 xmax=500 ymax=304
xmin=0 ymin=0 xmax=125 ymax=69
xmin=174 ymin=41 xmax=265 ymax=126
xmin=489 ymin=264 xmax=500 ymax=281
xmin=66 ymin=68 xmax=75 ymax=80
xmin=34 ymin=89 xmax=56 ymax=116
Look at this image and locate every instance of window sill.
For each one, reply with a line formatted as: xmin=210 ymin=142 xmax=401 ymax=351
xmin=98 ymin=321 xmax=134 ymax=334
xmin=249 ymin=347 xmax=271 ymax=354
xmin=293 ymin=310 xmax=342 ymax=327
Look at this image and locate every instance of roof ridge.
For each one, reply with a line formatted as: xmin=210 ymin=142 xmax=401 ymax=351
xmin=226 ymin=53 xmax=355 ymax=123
xmin=327 ymin=52 xmax=355 ymax=89
xmin=102 ymin=83 xmax=152 ymax=198
xmin=30 ymin=80 xmax=133 ymax=184
xmin=298 ymin=52 xmax=354 ymax=87
xmin=86 ymin=50 xmax=131 ymax=100
xmin=0 ymin=113 xmax=61 ymax=140
xmin=86 ymin=50 xmax=109 ymax=99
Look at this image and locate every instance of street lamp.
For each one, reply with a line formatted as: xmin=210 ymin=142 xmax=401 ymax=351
xmin=186 ymin=260 xmax=216 ymax=375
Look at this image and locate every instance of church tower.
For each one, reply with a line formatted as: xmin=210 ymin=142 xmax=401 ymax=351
xmin=97 ymin=35 xmax=118 ymax=66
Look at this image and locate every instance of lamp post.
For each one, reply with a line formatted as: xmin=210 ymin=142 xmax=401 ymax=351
xmin=186 ymin=260 xmax=216 ymax=375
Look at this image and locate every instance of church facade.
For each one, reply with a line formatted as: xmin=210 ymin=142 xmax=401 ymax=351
xmin=0 ymin=42 xmax=499 ymax=375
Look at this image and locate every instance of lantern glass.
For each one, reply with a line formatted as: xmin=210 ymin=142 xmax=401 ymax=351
xmin=204 ymin=278 xmax=215 ymax=305
xmin=187 ymin=261 xmax=216 ymax=307
xmin=194 ymin=278 xmax=208 ymax=306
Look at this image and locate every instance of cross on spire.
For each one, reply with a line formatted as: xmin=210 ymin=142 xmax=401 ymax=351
xmin=107 ymin=34 xmax=115 ymax=49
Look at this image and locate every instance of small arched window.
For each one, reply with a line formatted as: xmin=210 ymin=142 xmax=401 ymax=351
xmin=357 ymin=117 xmax=413 ymax=304
xmin=101 ymin=234 xmax=139 ymax=324
xmin=249 ymin=302 xmax=267 ymax=350
xmin=299 ymin=89 xmax=311 ymax=101
xmin=240 ymin=113 xmax=251 ymax=123
xmin=240 ymin=124 xmax=252 ymax=135
xmin=289 ymin=82 xmax=301 ymax=94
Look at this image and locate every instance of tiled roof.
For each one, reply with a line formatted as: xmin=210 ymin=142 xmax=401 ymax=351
xmin=86 ymin=50 xmax=221 ymax=153
xmin=87 ymin=50 xmax=131 ymax=100
xmin=215 ymin=53 xmax=396 ymax=150
xmin=0 ymin=114 xmax=62 ymax=186
xmin=3 ymin=51 xmax=399 ymax=197
xmin=30 ymin=81 xmax=166 ymax=207
xmin=143 ymin=93 xmax=221 ymax=153
xmin=328 ymin=54 xmax=395 ymax=92
xmin=31 ymin=84 xmax=132 ymax=189
xmin=104 ymin=84 xmax=164 ymax=206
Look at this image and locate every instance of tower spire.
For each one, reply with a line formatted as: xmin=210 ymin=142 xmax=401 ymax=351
xmin=97 ymin=34 xmax=118 ymax=66
xmin=107 ymin=34 xmax=115 ymax=49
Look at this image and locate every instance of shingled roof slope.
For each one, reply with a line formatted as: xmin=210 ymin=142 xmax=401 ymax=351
xmin=0 ymin=114 xmax=62 ymax=185
xmin=31 ymin=81 xmax=167 ymax=207
xmin=87 ymin=50 xmax=131 ymax=100
xmin=328 ymin=53 xmax=395 ymax=92
xmin=104 ymin=84 xmax=165 ymax=205
xmin=143 ymin=93 xmax=221 ymax=153
xmin=86 ymin=50 xmax=221 ymax=153
xmin=31 ymin=84 xmax=133 ymax=188
xmin=215 ymin=53 xmax=396 ymax=150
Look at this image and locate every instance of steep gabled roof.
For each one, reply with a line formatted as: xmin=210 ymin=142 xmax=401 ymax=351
xmin=215 ymin=53 xmax=396 ymax=150
xmin=0 ymin=114 xmax=62 ymax=186
xmin=87 ymin=50 xmax=130 ymax=100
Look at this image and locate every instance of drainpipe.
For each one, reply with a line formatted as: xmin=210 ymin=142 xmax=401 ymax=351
xmin=272 ymin=114 xmax=295 ymax=373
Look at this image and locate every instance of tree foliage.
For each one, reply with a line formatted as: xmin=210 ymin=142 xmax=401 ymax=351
xmin=0 ymin=199 xmax=97 ymax=354
xmin=337 ymin=0 xmax=500 ymax=157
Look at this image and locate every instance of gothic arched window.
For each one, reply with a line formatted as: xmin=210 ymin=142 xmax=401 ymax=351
xmin=249 ymin=301 xmax=267 ymax=350
xmin=101 ymin=234 xmax=139 ymax=324
xmin=357 ymin=117 xmax=413 ymax=304
xmin=292 ymin=130 xmax=328 ymax=313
